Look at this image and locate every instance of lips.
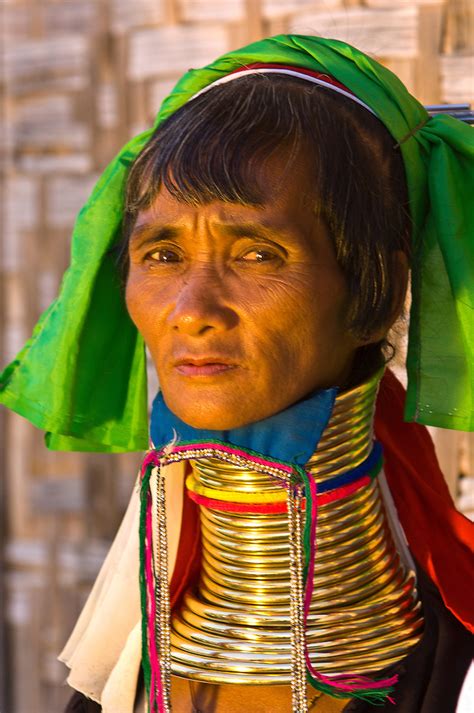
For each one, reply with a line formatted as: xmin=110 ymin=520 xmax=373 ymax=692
xmin=173 ymin=355 xmax=238 ymax=377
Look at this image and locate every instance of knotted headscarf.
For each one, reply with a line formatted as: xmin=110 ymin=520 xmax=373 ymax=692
xmin=1 ymin=34 xmax=473 ymax=451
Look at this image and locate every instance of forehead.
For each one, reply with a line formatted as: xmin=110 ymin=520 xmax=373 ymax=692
xmin=131 ymin=148 xmax=316 ymax=236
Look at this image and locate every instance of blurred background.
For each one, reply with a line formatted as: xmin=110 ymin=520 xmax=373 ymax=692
xmin=1 ymin=1 xmax=473 ymax=711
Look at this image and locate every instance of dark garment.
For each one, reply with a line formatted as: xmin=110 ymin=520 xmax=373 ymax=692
xmin=343 ymin=566 xmax=473 ymax=713
xmin=64 ymin=566 xmax=473 ymax=713
xmin=64 ymin=692 xmax=101 ymax=712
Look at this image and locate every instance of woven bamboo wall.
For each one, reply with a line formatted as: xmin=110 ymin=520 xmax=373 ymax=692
xmin=1 ymin=1 xmax=473 ymax=711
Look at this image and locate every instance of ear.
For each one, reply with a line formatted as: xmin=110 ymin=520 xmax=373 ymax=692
xmin=359 ymin=250 xmax=409 ymax=345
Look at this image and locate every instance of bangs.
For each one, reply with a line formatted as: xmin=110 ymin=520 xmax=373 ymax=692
xmin=125 ymin=75 xmax=323 ymax=212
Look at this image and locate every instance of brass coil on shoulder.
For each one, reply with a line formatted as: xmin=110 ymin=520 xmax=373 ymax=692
xmin=170 ymin=371 xmax=424 ymax=684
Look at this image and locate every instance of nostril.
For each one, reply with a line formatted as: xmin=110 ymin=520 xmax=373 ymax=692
xmin=167 ymin=293 xmax=238 ymax=334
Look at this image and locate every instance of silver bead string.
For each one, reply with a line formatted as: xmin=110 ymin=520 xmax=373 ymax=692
xmin=287 ymin=484 xmax=308 ymax=712
xmin=154 ymin=463 xmax=172 ymax=712
xmin=152 ymin=449 xmax=304 ymax=713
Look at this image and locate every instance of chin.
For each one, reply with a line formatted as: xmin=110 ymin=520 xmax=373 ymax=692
xmin=177 ymin=408 xmax=247 ymax=431
xmin=162 ymin=394 xmax=261 ymax=431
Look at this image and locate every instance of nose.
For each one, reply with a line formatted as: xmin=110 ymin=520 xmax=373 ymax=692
xmin=167 ymin=266 xmax=237 ymax=337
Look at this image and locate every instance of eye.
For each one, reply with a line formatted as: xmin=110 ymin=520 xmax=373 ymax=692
xmin=239 ymin=248 xmax=280 ymax=263
xmin=148 ymin=248 xmax=181 ymax=263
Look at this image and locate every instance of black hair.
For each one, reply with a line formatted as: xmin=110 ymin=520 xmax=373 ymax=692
xmin=122 ymin=74 xmax=411 ymax=378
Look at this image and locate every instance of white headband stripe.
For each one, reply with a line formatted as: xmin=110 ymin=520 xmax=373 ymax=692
xmin=189 ymin=67 xmax=377 ymax=116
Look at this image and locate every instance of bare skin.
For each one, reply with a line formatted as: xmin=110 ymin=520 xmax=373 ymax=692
xmin=126 ymin=150 xmax=385 ymax=431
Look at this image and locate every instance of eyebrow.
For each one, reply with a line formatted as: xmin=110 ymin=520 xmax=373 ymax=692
xmin=129 ymin=225 xmax=181 ymax=250
xmin=129 ymin=221 xmax=297 ymax=250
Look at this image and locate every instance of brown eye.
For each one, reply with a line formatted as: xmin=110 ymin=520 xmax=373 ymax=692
xmin=240 ymin=249 xmax=278 ymax=263
xmin=149 ymin=248 xmax=181 ymax=263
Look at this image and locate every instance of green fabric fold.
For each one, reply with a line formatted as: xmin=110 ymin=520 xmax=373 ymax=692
xmin=1 ymin=130 xmax=153 ymax=451
xmin=1 ymin=35 xmax=472 ymax=451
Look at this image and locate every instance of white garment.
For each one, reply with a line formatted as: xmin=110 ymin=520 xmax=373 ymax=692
xmin=59 ymin=462 xmax=186 ymax=713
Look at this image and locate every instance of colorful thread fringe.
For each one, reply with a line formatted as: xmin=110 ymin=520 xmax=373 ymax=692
xmin=138 ymin=440 xmax=397 ymax=712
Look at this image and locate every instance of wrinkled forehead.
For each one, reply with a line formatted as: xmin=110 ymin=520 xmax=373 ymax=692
xmin=129 ymin=148 xmax=323 ymax=247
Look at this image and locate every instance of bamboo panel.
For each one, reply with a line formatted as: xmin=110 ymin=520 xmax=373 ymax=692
xmin=366 ymin=0 xmax=444 ymax=5
xmin=3 ymin=35 xmax=90 ymax=96
xmin=6 ymin=572 xmax=45 ymax=713
xmin=3 ymin=177 xmax=39 ymax=263
xmin=111 ymin=0 xmax=165 ymax=33
xmin=14 ymin=95 xmax=74 ymax=137
xmin=18 ymin=153 xmax=92 ymax=175
xmin=5 ymin=538 xmax=113 ymax=713
xmin=96 ymin=81 xmax=121 ymax=130
xmin=290 ymin=6 xmax=419 ymax=58
xmin=149 ymin=77 xmax=182 ymax=115
xmin=3 ymin=1 xmax=98 ymax=40
xmin=128 ymin=24 xmax=230 ymax=79
xmin=2 ymin=273 xmax=27 ymax=354
xmin=2 ymin=4 xmax=31 ymax=42
xmin=413 ymin=3 xmax=442 ymax=103
xmin=430 ymin=430 xmax=474 ymax=512
xmin=40 ymin=2 xmax=98 ymax=35
xmin=14 ymin=97 xmax=90 ymax=156
xmin=2 ymin=176 xmax=39 ymax=367
xmin=440 ymin=55 xmax=474 ymax=104
xmin=458 ymin=434 xmax=474 ymax=520
xmin=443 ymin=0 xmax=474 ymax=53
xmin=430 ymin=429 xmax=464 ymax=498
xmin=46 ymin=175 xmax=98 ymax=230
xmin=5 ymin=532 xmax=110 ymax=574
xmin=264 ymin=0 xmax=341 ymax=18
xmin=180 ymin=0 xmax=245 ymax=22
xmin=0 ymin=115 xmax=14 ymax=172
xmin=384 ymin=58 xmax=417 ymax=93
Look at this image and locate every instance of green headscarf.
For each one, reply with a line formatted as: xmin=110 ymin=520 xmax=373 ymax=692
xmin=1 ymin=35 xmax=473 ymax=452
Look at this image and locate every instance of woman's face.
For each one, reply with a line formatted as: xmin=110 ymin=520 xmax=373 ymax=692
xmin=126 ymin=150 xmax=366 ymax=429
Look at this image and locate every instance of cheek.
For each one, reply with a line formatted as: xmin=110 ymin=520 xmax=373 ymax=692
xmin=251 ymin=269 xmax=355 ymax=385
xmin=125 ymin=273 xmax=165 ymax=346
xmin=125 ymin=278 xmax=147 ymax=331
xmin=251 ymin=268 xmax=348 ymax=346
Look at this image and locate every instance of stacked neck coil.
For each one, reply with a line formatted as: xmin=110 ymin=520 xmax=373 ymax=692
xmin=170 ymin=372 xmax=424 ymax=684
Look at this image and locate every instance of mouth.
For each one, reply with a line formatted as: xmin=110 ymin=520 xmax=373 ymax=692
xmin=173 ymin=356 xmax=238 ymax=377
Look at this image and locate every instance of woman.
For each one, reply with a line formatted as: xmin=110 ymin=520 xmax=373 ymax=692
xmin=1 ymin=34 xmax=472 ymax=713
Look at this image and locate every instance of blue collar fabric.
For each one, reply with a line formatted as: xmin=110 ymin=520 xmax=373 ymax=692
xmin=150 ymin=387 xmax=337 ymax=467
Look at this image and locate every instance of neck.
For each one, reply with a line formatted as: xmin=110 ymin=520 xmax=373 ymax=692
xmin=168 ymin=369 xmax=424 ymax=685
xmin=308 ymin=367 xmax=380 ymax=480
